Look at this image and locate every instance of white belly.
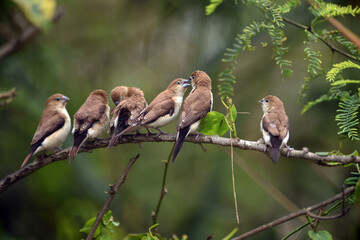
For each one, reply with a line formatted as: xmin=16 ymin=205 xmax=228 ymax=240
xmin=35 ymin=112 xmax=71 ymax=154
xmin=147 ymin=96 xmax=182 ymax=128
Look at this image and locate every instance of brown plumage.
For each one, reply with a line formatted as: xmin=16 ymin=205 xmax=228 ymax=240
xmin=172 ymin=70 xmax=213 ymax=162
xmin=111 ymin=78 xmax=190 ymax=140
xmin=110 ymin=86 xmax=128 ymax=106
xmin=69 ymin=90 xmax=110 ymax=164
xmin=259 ymin=95 xmax=289 ymax=163
xmin=22 ymin=93 xmax=71 ymax=168
xmin=107 ymin=86 xmax=147 ymax=148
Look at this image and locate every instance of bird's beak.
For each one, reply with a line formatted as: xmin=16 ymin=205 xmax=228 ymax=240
xmin=62 ymin=95 xmax=70 ymax=103
xmin=182 ymin=79 xmax=190 ymax=88
xmin=114 ymin=101 xmax=120 ymax=106
xmin=259 ymin=98 xmax=264 ymax=105
xmin=188 ymin=76 xmax=193 ymax=83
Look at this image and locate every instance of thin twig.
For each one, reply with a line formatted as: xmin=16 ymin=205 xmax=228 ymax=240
xmin=85 ymin=154 xmax=140 ymax=240
xmin=0 ymin=8 xmax=64 ymax=60
xmin=231 ymin=186 xmax=355 ymax=240
xmin=1 ymin=134 xmax=360 ymax=193
xmin=282 ymin=17 xmax=360 ymax=61
xmin=152 ymin=146 xmax=174 ymax=228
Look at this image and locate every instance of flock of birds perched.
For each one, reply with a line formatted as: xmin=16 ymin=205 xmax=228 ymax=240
xmin=21 ymin=70 xmax=290 ymax=168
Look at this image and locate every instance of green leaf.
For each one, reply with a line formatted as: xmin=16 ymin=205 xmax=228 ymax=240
xmin=355 ymin=180 xmax=360 ymax=203
xmin=12 ymin=0 xmax=56 ymax=30
xmin=229 ymin=104 xmax=237 ymax=123
xmin=198 ymin=111 xmax=229 ymax=136
xmin=96 ymin=235 xmax=112 ymax=240
xmin=123 ymin=233 xmax=147 ymax=240
xmin=308 ymin=230 xmax=333 ymax=240
xmin=79 ymin=217 xmax=101 ymax=237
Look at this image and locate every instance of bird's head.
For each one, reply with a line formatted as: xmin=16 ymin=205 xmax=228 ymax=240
xmin=90 ymin=89 xmax=108 ymax=105
xmin=167 ymin=78 xmax=190 ymax=95
xmin=46 ymin=93 xmax=69 ymax=109
xmin=110 ymin=86 xmax=128 ymax=106
xmin=127 ymin=87 xmax=144 ymax=98
xmin=189 ymin=70 xmax=212 ymax=89
xmin=259 ymin=95 xmax=284 ymax=113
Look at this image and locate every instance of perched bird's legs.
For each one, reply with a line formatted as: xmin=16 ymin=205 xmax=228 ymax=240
xmin=54 ymin=147 xmax=62 ymax=153
xmin=284 ymin=143 xmax=294 ymax=157
xmin=145 ymin=127 xmax=153 ymax=136
xmin=154 ymin=128 xmax=166 ymax=137
xmin=198 ymin=143 xmax=207 ymax=152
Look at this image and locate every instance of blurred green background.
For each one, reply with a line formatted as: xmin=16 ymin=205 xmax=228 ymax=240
xmin=0 ymin=0 xmax=359 ymax=239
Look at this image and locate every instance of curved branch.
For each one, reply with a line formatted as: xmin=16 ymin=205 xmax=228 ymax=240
xmin=85 ymin=154 xmax=139 ymax=240
xmin=1 ymin=133 xmax=359 ymax=193
xmin=231 ymin=186 xmax=355 ymax=240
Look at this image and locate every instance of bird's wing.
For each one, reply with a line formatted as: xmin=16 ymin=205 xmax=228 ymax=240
xmin=178 ymin=90 xmax=212 ymax=129
xmin=142 ymin=98 xmax=175 ymax=124
xmin=31 ymin=112 xmax=65 ymax=145
xmin=74 ymin=102 xmax=107 ymax=134
xmin=262 ymin=112 xmax=280 ymax=137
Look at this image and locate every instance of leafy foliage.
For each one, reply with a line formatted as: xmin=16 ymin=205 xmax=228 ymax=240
xmin=217 ymin=0 xmax=296 ymax=99
xmin=205 ymin=0 xmax=224 ymax=15
xmin=12 ymin=0 xmax=56 ymax=30
xmin=310 ymin=2 xmax=360 ymax=18
xmin=308 ymin=230 xmax=333 ymax=240
xmin=80 ymin=210 xmax=120 ymax=240
xmin=335 ymin=94 xmax=360 ymax=141
xmin=327 ymin=60 xmax=360 ymax=83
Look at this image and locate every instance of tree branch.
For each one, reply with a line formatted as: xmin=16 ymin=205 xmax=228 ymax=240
xmin=282 ymin=17 xmax=360 ymax=61
xmin=1 ymin=134 xmax=359 ymax=193
xmin=0 ymin=8 xmax=64 ymax=61
xmin=230 ymin=186 xmax=355 ymax=240
xmin=85 ymin=154 xmax=139 ymax=240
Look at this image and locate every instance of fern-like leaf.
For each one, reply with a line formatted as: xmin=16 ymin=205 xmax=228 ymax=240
xmin=301 ymin=84 xmax=347 ymax=114
xmin=323 ymin=30 xmax=360 ymax=60
xmin=327 ymin=60 xmax=360 ymax=82
xmin=331 ymin=80 xmax=360 ymax=86
xmin=242 ymin=0 xmax=284 ymax=27
xmin=315 ymin=2 xmax=360 ymax=18
xmin=277 ymin=0 xmax=300 ymax=14
xmin=205 ymin=0 xmax=224 ymax=15
xmin=336 ymin=94 xmax=360 ymax=141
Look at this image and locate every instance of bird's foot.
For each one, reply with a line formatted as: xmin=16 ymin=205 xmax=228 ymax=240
xmin=54 ymin=147 xmax=62 ymax=153
xmin=257 ymin=138 xmax=265 ymax=144
xmin=145 ymin=127 xmax=153 ymax=137
xmin=285 ymin=144 xmax=294 ymax=157
xmin=155 ymin=128 xmax=166 ymax=134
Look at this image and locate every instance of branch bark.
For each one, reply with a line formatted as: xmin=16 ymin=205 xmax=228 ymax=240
xmin=85 ymin=154 xmax=139 ymax=240
xmin=1 ymin=134 xmax=359 ymax=193
xmin=231 ymin=186 xmax=355 ymax=240
xmin=0 ymin=8 xmax=64 ymax=61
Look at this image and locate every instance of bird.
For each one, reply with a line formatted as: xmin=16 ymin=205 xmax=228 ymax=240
xmin=259 ymin=95 xmax=289 ymax=163
xmin=110 ymin=86 xmax=128 ymax=106
xmin=111 ymin=78 xmax=190 ymax=141
xmin=172 ymin=70 xmax=213 ymax=162
xmin=107 ymin=86 xmax=147 ymax=148
xmin=69 ymin=90 xmax=110 ymax=164
xmin=21 ymin=93 xmax=71 ymax=168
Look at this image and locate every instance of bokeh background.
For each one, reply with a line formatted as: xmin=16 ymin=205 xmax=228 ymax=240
xmin=0 ymin=0 xmax=359 ymax=239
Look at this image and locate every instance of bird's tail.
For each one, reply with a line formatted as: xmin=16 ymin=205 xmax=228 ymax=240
xmin=69 ymin=131 xmax=87 ymax=164
xmin=107 ymin=123 xmax=139 ymax=149
xmin=172 ymin=126 xmax=190 ymax=162
xmin=269 ymin=136 xmax=282 ymax=163
xmin=21 ymin=152 xmax=34 ymax=168
xmin=21 ymin=142 xmax=42 ymax=168
xmin=269 ymin=147 xmax=280 ymax=163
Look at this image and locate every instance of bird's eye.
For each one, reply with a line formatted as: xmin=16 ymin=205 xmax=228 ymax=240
xmin=56 ymin=97 xmax=60 ymax=101
xmin=177 ymin=81 xmax=181 ymax=85
xmin=265 ymin=99 xmax=269 ymax=102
